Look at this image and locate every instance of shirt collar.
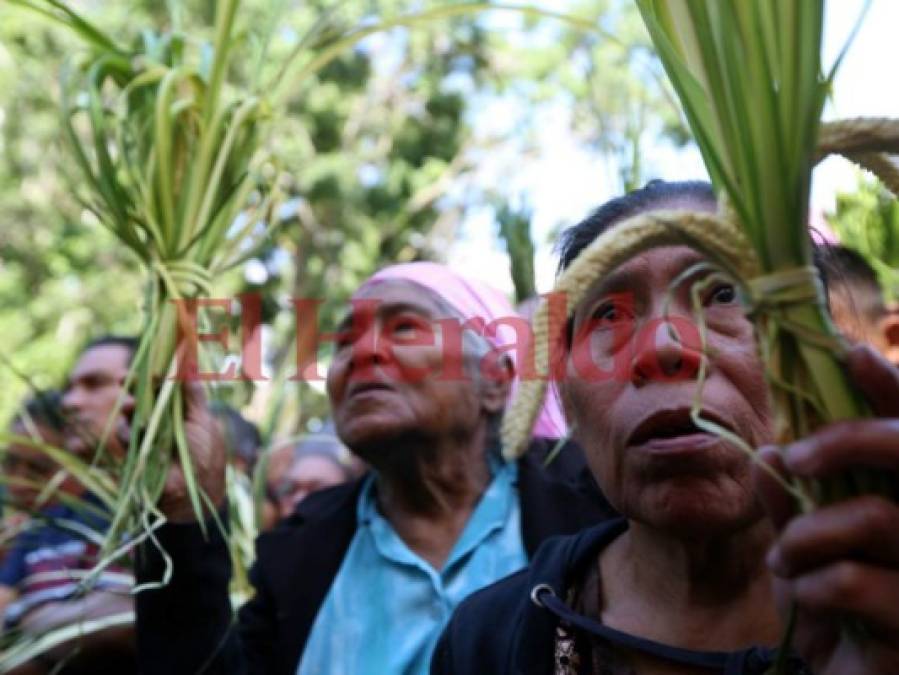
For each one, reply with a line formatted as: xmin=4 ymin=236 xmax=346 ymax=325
xmin=356 ymin=457 xmax=519 ymax=574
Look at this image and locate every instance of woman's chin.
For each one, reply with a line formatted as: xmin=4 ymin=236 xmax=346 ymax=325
xmin=336 ymin=418 xmax=420 ymax=463
xmin=632 ymin=481 xmax=761 ymax=537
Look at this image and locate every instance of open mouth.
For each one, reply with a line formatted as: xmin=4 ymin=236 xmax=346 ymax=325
xmin=627 ymin=408 xmax=732 ymax=448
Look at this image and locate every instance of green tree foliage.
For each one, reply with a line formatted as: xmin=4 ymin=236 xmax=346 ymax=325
xmin=0 ymin=7 xmax=145 ymax=421
xmin=236 ymin=6 xmax=496 ymax=437
xmin=485 ymin=0 xmax=687 ymax=192
xmin=827 ymin=175 xmax=899 ymax=303
xmin=0 ymin=1 xmax=492 ymax=429
xmin=495 ymin=202 xmax=536 ymax=303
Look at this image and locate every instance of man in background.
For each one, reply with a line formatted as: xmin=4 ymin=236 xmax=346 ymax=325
xmin=816 ymin=244 xmax=899 ymax=365
xmin=1 ymin=392 xmax=72 ymax=624
xmin=1 ymin=382 xmax=134 ymax=674
xmin=0 ymin=336 xmax=140 ymax=673
xmin=61 ymin=336 xmax=137 ymax=459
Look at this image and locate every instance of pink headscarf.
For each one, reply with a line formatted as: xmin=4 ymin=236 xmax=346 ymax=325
xmin=354 ymin=262 xmax=566 ymax=440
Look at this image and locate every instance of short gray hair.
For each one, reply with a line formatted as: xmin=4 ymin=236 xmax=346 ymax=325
xmin=425 ymin=289 xmax=506 ymax=454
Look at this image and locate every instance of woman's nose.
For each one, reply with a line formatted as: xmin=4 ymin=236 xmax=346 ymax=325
xmin=630 ymin=317 xmax=702 ymax=385
xmin=348 ymin=324 xmax=392 ymax=375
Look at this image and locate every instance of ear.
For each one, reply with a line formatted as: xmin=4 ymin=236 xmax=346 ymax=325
xmin=880 ymin=311 xmax=899 ymax=367
xmin=480 ymin=354 xmax=514 ymax=415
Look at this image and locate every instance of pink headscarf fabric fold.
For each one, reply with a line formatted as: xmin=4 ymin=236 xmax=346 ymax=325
xmin=354 ymin=262 xmax=566 ymax=440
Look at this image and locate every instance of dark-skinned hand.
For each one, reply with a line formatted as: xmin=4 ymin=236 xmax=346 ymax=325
xmin=755 ymin=345 xmax=899 ymax=675
xmin=112 ymin=381 xmax=226 ymax=524
xmin=157 ymin=381 xmax=226 ymax=523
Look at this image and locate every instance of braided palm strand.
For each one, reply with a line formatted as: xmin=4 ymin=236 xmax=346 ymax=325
xmin=502 ymin=209 xmax=759 ymax=460
xmin=816 ymin=118 xmax=899 ymax=196
xmin=842 ymin=153 xmax=899 ymax=196
xmin=816 ymin=118 xmax=899 ymax=160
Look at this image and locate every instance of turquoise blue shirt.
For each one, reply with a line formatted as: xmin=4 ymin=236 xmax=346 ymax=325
xmin=297 ymin=459 xmax=527 ymax=675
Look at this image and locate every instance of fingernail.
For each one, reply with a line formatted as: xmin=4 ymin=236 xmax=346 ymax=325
xmin=784 ymin=442 xmax=814 ymax=473
xmin=766 ymin=545 xmax=786 ymax=575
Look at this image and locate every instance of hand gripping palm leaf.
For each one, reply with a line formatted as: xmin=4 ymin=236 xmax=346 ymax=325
xmin=6 ymin=0 xmax=282 ymax=567
xmin=502 ymin=2 xmax=899 ymax=669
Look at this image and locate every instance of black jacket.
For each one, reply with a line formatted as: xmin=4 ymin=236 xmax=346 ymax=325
xmin=135 ymin=439 xmax=613 ymax=675
xmin=432 ymin=518 xmax=808 ymax=675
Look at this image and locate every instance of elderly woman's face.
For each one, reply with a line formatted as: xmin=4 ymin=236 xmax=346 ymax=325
xmin=562 ymin=244 xmax=773 ymax=536
xmin=327 ymin=281 xmax=496 ymax=460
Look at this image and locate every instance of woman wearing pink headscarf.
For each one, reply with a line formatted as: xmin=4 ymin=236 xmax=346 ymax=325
xmin=134 ymin=262 xmax=611 ymax=675
xmin=355 ymin=261 xmax=567 ymax=438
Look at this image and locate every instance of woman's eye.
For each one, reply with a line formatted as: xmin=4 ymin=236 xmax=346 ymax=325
xmin=335 ymin=330 xmax=358 ymax=349
xmin=390 ymin=316 xmax=426 ymax=336
xmin=707 ymin=283 xmax=737 ymax=305
xmin=595 ymin=305 xmax=618 ymax=322
xmin=591 ymin=301 xmax=631 ymax=326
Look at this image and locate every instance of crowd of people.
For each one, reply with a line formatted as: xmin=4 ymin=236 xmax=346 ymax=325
xmin=2 ymin=180 xmax=898 ymax=674
xmin=0 ymin=343 xmax=362 ymax=672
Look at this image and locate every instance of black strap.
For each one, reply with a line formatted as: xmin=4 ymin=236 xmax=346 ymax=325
xmin=534 ymin=586 xmax=782 ymax=674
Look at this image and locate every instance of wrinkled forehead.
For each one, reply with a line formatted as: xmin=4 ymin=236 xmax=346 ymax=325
xmin=347 ymin=278 xmax=511 ymax=357
xmin=574 ymin=245 xmax=710 ymax=313
xmin=348 ymin=279 xmax=460 ymax=322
